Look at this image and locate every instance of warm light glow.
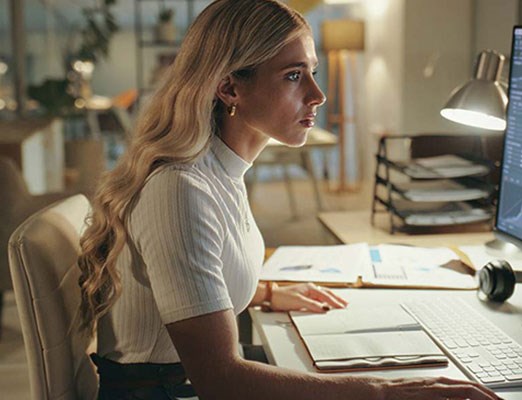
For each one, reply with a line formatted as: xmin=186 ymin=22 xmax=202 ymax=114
xmin=72 ymin=60 xmax=95 ymax=79
xmin=74 ymin=98 xmax=86 ymax=109
xmin=364 ymin=0 xmax=389 ymax=19
xmin=0 ymin=61 xmax=7 ymax=75
xmin=440 ymin=108 xmax=506 ymax=131
xmin=322 ymin=20 xmax=365 ymax=51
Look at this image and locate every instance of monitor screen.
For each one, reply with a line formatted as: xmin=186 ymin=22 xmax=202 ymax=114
xmin=495 ymin=26 xmax=522 ymax=249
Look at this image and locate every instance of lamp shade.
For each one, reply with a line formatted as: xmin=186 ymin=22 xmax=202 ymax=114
xmin=441 ymin=50 xmax=507 ymax=131
xmin=322 ymin=19 xmax=365 ymax=52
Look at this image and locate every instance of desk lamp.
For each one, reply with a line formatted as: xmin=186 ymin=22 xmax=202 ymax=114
xmin=322 ymin=19 xmax=365 ymax=191
xmin=441 ymin=49 xmax=522 ymax=260
xmin=441 ymin=50 xmax=507 ymax=131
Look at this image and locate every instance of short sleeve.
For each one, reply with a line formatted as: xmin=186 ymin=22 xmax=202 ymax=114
xmin=129 ymin=167 xmax=233 ymax=324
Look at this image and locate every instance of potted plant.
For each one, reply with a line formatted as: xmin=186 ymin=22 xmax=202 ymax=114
xmin=155 ymin=1 xmax=176 ymax=42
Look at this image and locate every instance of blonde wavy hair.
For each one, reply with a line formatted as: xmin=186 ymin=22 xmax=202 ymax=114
xmin=78 ymin=0 xmax=310 ymax=335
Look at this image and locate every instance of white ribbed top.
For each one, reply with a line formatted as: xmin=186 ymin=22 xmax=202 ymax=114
xmin=97 ymin=136 xmax=265 ymax=363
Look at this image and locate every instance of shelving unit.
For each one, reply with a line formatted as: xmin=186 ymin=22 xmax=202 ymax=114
xmin=371 ymin=134 xmax=498 ymax=233
xmin=134 ymin=0 xmax=198 ymax=101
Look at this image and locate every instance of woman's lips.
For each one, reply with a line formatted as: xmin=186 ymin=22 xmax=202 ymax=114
xmin=300 ymin=118 xmax=315 ymax=128
xmin=300 ymin=112 xmax=317 ymax=127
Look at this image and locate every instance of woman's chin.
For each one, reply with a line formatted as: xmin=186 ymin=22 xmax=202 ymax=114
xmin=291 ymin=131 xmax=310 ymax=147
xmin=280 ymin=129 xmax=309 ymax=148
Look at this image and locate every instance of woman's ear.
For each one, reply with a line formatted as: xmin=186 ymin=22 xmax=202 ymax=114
xmin=215 ymin=75 xmax=240 ymax=106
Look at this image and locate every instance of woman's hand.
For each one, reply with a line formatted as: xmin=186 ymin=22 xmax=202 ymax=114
xmin=270 ymin=283 xmax=348 ymax=313
xmin=377 ymin=376 xmax=502 ymax=400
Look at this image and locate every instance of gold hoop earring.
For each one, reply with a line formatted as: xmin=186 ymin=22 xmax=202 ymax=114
xmin=228 ymin=104 xmax=237 ymax=117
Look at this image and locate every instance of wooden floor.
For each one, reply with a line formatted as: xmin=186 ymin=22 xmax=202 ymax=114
xmin=0 ymin=178 xmax=371 ymax=398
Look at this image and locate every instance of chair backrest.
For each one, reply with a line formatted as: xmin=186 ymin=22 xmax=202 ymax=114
xmin=8 ymin=194 xmax=98 ymax=400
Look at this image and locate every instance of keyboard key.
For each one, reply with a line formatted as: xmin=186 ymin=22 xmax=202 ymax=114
xmin=481 ymin=376 xmax=506 ymax=384
xmin=468 ymin=364 xmax=483 ymax=373
xmin=505 ymin=374 xmax=522 ymax=381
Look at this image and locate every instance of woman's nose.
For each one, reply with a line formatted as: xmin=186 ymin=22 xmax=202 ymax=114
xmin=307 ymin=80 xmax=326 ymax=107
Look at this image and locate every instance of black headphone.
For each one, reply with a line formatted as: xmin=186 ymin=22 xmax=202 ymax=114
xmin=479 ymin=260 xmax=522 ymax=302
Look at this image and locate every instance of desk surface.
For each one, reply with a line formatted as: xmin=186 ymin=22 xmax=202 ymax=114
xmin=250 ymin=287 xmax=522 ymax=399
xmin=319 ymin=210 xmax=494 ymax=247
xmin=253 ymin=210 xmax=522 ymax=397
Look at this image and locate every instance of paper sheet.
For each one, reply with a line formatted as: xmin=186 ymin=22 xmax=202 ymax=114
xmin=290 ymin=305 xmax=419 ymax=336
xmin=364 ymin=245 xmax=478 ymax=289
xmin=259 ymin=243 xmax=368 ymax=284
xmin=260 ymin=243 xmax=478 ymax=289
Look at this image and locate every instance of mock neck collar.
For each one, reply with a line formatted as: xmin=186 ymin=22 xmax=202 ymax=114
xmin=211 ymin=135 xmax=252 ymax=179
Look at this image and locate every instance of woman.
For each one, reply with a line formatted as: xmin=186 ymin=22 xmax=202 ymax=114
xmin=78 ymin=1 xmax=501 ymax=399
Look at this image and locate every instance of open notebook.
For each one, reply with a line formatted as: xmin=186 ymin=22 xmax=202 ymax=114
xmin=290 ymin=305 xmax=447 ymax=372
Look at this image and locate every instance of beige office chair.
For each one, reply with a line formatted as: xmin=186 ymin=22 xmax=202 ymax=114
xmin=0 ymin=156 xmax=71 ymax=334
xmin=8 ymin=194 xmax=98 ymax=400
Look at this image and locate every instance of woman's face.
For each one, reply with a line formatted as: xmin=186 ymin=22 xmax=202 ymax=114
xmin=235 ymin=32 xmax=326 ymax=147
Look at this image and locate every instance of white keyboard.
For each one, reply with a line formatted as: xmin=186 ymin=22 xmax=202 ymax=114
xmin=402 ymin=298 xmax=522 ymax=389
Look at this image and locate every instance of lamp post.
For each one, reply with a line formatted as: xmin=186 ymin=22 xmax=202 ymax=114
xmin=322 ymin=19 xmax=365 ymax=191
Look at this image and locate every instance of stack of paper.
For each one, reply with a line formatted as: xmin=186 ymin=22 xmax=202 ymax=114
xmin=404 ymin=155 xmax=489 ymax=179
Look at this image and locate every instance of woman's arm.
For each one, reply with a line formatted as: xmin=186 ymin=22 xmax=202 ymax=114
xmin=166 ymin=309 xmax=500 ymax=400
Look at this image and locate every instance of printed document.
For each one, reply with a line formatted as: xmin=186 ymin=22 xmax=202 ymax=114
xmin=260 ymin=243 xmax=477 ymax=289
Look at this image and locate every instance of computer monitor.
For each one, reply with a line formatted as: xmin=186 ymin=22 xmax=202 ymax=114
xmin=492 ymin=25 xmax=522 ymax=256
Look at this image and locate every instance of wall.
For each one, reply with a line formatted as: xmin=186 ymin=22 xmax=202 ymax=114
xmin=474 ymin=0 xmax=518 ymax=57
xmin=92 ymin=30 xmax=137 ymax=97
xmin=403 ymin=0 xmax=473 ymax=135
xmin=364 ymin=0 xmax=405 ymax=137
xmin=362 ymin=0 xmax=405 ymax=176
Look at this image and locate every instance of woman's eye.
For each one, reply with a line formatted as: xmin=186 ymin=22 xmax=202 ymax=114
xmin=287 ymin=71 xmax=301 ymax=81
xmin=312 ymin=70 xmax=318 ymax=77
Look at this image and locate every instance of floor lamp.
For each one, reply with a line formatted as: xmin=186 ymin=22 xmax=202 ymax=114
xmin=322 ymin=19 xmax=365 ymax=191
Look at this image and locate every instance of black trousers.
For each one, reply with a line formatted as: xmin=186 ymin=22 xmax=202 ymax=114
xmin=91 ymin=354 xmax=197 ymax=400
xmin=91 ymin=345 xmax=267 ymax=399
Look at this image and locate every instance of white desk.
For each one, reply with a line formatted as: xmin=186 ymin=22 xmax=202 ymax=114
xmin=250 ymin=287 xmax=522 ymax=399
xmin=318 ymin=210 xmax=493 ymax=247
xmin=252 ymin=211 xmax=522 ymax=398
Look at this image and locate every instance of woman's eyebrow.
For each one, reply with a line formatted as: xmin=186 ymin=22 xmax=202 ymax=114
xmin=280 ymin=61 xmax=319 ymax=70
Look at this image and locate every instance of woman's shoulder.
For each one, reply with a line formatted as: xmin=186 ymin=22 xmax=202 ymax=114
xmin=140 ymin=162 xmax=214 ymax=200
xmin=147 ymin=162 xmax=206 ymax=185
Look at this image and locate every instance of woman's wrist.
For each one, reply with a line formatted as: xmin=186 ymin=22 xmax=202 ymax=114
xmin=261 ymin=281 xmax=278 ymax=312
